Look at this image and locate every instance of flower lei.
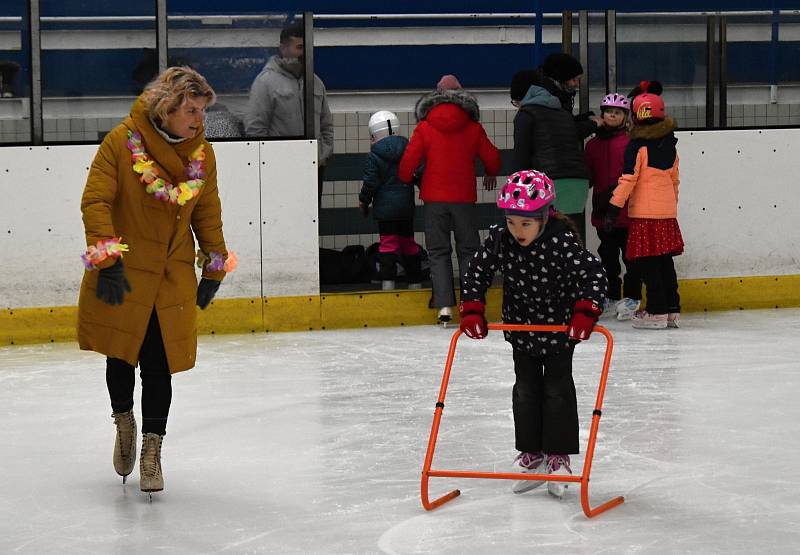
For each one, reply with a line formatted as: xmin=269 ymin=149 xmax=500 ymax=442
xmin=81 ymin=237 xmax=129 ymax=270
xmin=196 ymin=250 xmax=238 ymax=273
xmin=127 ymin=130 xmax=205 ymax=206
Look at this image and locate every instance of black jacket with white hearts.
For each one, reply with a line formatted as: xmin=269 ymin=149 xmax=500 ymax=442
xmin=462 ymin=218 xmax=607 ymax=357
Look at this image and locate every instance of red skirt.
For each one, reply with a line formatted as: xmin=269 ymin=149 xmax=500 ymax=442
xmin=626 ymin=218 xmax=684 ymax=259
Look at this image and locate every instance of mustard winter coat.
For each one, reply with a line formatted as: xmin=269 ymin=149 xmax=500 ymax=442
xmin=78 ymin=97 xmax=228 ymax=373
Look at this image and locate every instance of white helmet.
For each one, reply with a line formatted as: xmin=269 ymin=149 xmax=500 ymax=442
xmin=368 ymin=110 xmax=400 ymax=140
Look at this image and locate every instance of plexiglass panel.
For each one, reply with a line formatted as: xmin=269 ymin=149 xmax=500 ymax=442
xmin=39 ymin=3 xmax=156 ymax=143
xmin=0 ymin=0 xmax=30 ymax=144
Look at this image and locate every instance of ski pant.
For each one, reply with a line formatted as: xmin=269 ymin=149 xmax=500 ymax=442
xmin=378 ymin=220 xmax=419 ymax=255
xmin=512 ymin=347 xmax=579 ymax=455
xmin=637 ymin=254 xmax=680 ymax=315
xmin=596 ymin=227 xmax=643 ymax=301
xmin=106 ymin=309 xmax=172 ymax=435
xmin=424 ymin=202 xmax=479 ymax=308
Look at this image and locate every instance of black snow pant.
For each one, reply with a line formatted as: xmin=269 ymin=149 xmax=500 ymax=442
xmin=637 ymin=254 xmax=681 ymax=315
xmin=564 ymin=211 xmax=586 ymax=246
xmin=596 ymin=227 xmax=643 ymax=301
xmin=106 ymin=309 xmax=172 ymax=435
xmin=512 ymin=347 xmax=579 ymax=455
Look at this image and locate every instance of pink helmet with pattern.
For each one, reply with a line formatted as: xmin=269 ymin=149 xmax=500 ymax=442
xmin=601 ymin=92 xmax=630 ymax=111
xmin=497 ymin=170 xmax=556 ymax=217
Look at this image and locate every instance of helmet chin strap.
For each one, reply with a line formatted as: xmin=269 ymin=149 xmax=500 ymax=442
xmin=534 ymin=213 xmax=549 ymax=239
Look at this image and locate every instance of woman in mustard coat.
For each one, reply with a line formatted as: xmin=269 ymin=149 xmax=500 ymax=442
xmin=78 ymin=67 xmax=235 ymax=495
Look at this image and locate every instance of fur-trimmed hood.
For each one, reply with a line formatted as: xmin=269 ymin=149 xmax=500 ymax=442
xmin=414 ymin=89 xmax=480 ymax=122
xmin=630 ymin=117 xmax=677 ymax=140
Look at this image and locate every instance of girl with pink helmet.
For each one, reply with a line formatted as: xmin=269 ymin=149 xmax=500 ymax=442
xmin=459 ymin=169 xmax=608 ymax=499
xmin=585 ymin=92 xmax=644 ymax=321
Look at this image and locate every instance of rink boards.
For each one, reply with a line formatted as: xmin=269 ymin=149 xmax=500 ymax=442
xmin=1 ymin=130 xmax=800 ymax=344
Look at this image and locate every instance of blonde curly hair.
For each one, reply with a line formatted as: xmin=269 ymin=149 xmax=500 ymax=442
xmin=141 ymin=66 xmax=216 ymax=122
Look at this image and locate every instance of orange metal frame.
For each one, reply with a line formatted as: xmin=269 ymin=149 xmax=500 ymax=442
xmin=421 ymin=323 xmax=624 ymax=518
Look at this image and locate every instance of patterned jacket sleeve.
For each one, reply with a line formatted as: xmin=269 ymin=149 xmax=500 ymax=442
xmin=461 ymin=225 xmax=504 ymax=303
xmin=561 ymin=229 xmax=608 ymax=304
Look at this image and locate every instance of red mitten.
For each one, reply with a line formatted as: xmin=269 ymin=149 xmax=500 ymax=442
xmin=568 ymin=299 xmax=602 ymax=341
xmin=459 ymin=300 xmax=488 ymax=339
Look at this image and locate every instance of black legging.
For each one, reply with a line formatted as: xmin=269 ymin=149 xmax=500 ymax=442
xmin=597 ymin=227 xmax=643 ymax=301
xmin=637 ymin=254 xmax=680 ymax=315
xmin=106 ymin=309 xmax=172 ymax=435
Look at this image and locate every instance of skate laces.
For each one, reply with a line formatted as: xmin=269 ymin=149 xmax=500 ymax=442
xmin=112 ymin=412 xmax=135 ymax=461
xmin=546 ymin=454 xmax=572 ymax=474
xmin=517 ymin=451 xmax=544 ymax=469
xmin=141 ymin=435 xmax=162 ymax=477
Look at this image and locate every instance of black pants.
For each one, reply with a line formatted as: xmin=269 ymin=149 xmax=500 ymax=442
xmin=637 ymin=254 xmax=680 ymax=315
xmin=317 ymin=164 xmax=327 ymax=206
xmin=377 ymin=219 xmax=414 ymax=238
xmin=512 ymin=347 xmax=579 ymax=455
xmin=564 ymin=211 xmax=586 ymax=246
xmin=596 ymin=227 xmax=643 ymax=301
xmin=106 ymin=309 xmax=172 ymax=435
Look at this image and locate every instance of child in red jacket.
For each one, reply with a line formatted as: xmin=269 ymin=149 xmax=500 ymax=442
xmin=399 ymin=79 xmax=501 ymax=324
xmin=584 ymin=93 xmax=643 ymax=321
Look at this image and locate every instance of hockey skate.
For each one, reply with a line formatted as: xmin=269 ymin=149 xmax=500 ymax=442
xmin=140 ymin=433 xmax=164 ymax=499
xmin=545 ymin=454 xmax=572 ymax=499
xmin=437 ymin=306 xmax=453 ymax=327
xmin=511 ymin=452 xmax=548 ymax=494
xmin=599 ymin=299 xmax=618 ymax=320
xmin=631 ymin=310 xmax=668 ymax=329
xmin=615 ymin=298 xmax=640 ymax=321
xmin=667 ymin=312 xmax=680 ymax=328
xmin=112 ymin=410 xmax=137 ymax=484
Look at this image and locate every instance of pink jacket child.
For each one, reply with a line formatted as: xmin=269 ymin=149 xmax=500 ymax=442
xmin=585 ymin=126 xmax=630 ymax=229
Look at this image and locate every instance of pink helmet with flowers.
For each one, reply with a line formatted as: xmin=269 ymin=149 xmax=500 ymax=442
xmin=497 ymin=170 xmax=556 ymax=217
xmin=601 ymin=92 xmax=630 ymax=111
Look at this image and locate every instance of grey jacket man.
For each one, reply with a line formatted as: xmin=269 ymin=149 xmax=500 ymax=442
xmin=244 ymin=55 xmax=334 ymax=165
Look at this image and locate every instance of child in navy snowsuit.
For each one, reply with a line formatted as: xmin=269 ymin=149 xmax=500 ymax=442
xmin=359 ymin=111 xmax=421 ymax=289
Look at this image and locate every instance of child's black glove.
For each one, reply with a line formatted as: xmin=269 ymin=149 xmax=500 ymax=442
xmin=359 ymin=202 xmax=370 ymax=217
xmin=95 ymin=258 xmax=131 ymax=306
xmin=196 ymin=278 xmax=221 ymax=310
xmin=602 ymin=204 xmax=621 ymax=233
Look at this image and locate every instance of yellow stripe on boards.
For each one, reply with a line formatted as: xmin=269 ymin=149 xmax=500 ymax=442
xmin=3 ymin=275 xmax=800 ymax=346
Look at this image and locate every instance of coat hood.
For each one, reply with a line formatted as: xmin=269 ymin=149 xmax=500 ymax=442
xmin=630 ymin=117 xmax=678 ymax=140
xmin=371 ymin=134 xmax=408 ymax=163
xmin=520 ymin=85 xmax=562 ymax=110
xmin=529 ymin=68 xmax=576 ymax=112
xmin=426 ymin=103 xmax=475 ymax=133
xmin=414 ymin=89 xmax=480 ymax=122
xmin=265 ymin=54 xmax=302 ymax=81
xmin=124 ymin=96 xmax=207 ymax=182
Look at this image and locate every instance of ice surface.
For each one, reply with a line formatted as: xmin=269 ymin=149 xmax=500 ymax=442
xmin=1 ymin=309 xmax=800 ymax=553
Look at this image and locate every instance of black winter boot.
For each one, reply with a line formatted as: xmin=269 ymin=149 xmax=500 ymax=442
xmin=403 ymin=253 xmax=423 ymax=289
xmin=377 ymin=252 xmax=398 ymax=290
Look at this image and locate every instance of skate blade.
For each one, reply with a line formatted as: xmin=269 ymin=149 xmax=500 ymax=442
xmin=547 ymin=484 xmax=568 ymax=499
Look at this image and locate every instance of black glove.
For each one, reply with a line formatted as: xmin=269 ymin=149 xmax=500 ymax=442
xmin=196 ymin=278 xmax=221 ymax=310
xmin=359 ymin=202 xmax=370 ymax=217
xmin=95 ymin=258 xmax=131 ymax=306
xmin=603 ymin=204 xmax=621 ymax=233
